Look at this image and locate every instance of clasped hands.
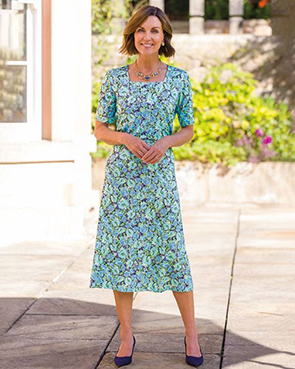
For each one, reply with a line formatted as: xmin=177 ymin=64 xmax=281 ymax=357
xmin=123 ymin=134 xmax=170 ymax=165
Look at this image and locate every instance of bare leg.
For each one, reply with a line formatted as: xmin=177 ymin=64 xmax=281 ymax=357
xmin=113 ymin=290 xmax=134 ymax=357
xmin=173 ymin=290 xmax=202 ymax=356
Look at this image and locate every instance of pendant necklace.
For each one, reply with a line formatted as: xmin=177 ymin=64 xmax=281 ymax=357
xmin=134 ymin=59 xmax=161 ymax=81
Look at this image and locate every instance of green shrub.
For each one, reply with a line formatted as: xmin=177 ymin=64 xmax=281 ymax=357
xmin=91 ymin=79 xmax=101 ymax=131
xmin=173 ymin=63 xmax=295 ymax=167
xmin=204 ymin=0 xmax=271 ymax=20
xmin=205 ymin=0 xmax=229 ymax=20
xmin=243 ymin=0 xmax=271 ymax=20
xmin=92 ymin=0 xmax=134 ymax=34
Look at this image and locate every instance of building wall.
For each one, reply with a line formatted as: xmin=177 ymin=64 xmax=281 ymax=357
xmin=0 ymin=0 xmax=97 ymax=245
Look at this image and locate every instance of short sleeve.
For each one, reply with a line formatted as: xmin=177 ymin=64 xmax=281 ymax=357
xmin=95 ymin=70 xmax=117 ymax=124
xmin=175 ymin=72 xmax=195 ymax=127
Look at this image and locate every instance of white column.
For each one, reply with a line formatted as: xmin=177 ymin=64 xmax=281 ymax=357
xmin=149 ymin=0 xmax=164 ymax=10
xmin=229 ymin=0 xmax=244 ymax=34
xmin=189 ymin=0 xmax=205 ymax=34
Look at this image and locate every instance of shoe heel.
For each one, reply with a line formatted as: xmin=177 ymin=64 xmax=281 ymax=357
xmin=184 ymin=336 xmax=204 ymax=367
xmin=114 ymin=335 xmax=136 ymax=367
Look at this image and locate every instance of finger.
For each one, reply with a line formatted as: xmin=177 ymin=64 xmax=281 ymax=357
xmin=144 ymin=148 xmax=159 ymax=160
xmin=143 ymin=142 xmax=151 ymax=150
xmin=138 ymin=147 xmax=150 ymax=158
xmin=133 ymin=150 xmax=144 ymax=160
xmin=144 ymin=153 xmax=159 ymax=163
xmin=153 ymin=154 xmax=163 ymax=164
xmin=142 ymin=151 xmax=155 ymax=161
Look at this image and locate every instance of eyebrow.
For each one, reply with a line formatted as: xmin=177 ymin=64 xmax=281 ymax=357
xmin=138 ymin=26 xmax=160 ymax=29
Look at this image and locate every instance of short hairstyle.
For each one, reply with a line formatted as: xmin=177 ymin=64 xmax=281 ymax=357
xmin=118 ymin=5 xmax=175 ymax=58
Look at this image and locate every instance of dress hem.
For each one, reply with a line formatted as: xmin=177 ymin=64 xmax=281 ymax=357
xmin=89 ymin=283 xmax=194 ymax=293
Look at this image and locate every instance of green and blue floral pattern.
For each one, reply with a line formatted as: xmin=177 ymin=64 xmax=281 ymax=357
xmin=89 ymin=64 xmax=195 ymax=293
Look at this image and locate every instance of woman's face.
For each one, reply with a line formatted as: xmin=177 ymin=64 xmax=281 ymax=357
xmin=134 ymin=15 xmax=164 ymax=56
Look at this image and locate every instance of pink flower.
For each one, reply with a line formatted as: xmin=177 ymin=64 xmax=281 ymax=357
xmin=255 ymin=129 xmax=263 ymax=137
xmin=249 ymin=155 xmax=259 ymax=163
xmin=262 ymin=136 xmax=272 ymax=145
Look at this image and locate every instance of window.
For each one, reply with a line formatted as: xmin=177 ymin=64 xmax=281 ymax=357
xmin=0 ymin=0 xmax=42 ymax=141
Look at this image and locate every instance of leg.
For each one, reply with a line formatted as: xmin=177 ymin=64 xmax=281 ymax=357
xmin=173 ymin=290 xmax=202 ymax=356
xmin=113 ymin=290 xmax=134 ymax=357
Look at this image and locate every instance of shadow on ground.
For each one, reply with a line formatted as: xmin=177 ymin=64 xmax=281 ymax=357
xmin=0 ymin=297 xmax=289 ymax=368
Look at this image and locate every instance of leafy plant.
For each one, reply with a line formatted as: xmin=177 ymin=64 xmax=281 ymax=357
xmin=0 ymin=49 xmax=26 ymax=122
xmin=244 ymin=0 xmax=271 ymax=19
xmin=205 ymin=0 xmax=229 ymax=20
xmin=173 ymin=63 xmax=295 ymax=167
xmin=204 ymin=0 xmax=270 ymax=20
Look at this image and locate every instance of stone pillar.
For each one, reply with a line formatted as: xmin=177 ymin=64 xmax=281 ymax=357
xmin=229 ymin=0 xmax=244 ymax=34
xmin=189 ymin=0 xmax=205 ymax=34
xmin=149 ymin=0 xmax=164 ymax=10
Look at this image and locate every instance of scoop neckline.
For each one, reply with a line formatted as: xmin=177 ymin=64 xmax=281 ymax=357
xmin=126 ymin=63 xmax=170 ymax=84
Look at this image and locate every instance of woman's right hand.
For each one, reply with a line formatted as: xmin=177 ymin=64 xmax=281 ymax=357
xmin=122 ymin=133 xmax=151 ymax=160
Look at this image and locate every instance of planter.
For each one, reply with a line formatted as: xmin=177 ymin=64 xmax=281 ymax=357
xmin=92 ymin=159 xmax=295 ymax=206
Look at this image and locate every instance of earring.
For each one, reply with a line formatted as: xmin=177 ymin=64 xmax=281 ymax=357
xmin=161 ymin=41 xmax=165 ymax=46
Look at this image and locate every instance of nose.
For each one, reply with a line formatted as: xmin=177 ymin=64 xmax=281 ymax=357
xmin=142 ymin=32 xmax=153 ymax=40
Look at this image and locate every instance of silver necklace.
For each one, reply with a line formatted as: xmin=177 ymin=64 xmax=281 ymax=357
xmin=134 ymin=59 xmax=161 ymax=81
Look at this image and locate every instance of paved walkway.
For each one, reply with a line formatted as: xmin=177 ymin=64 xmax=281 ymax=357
xmin=0 ymin=203 xmax=294 ymax=368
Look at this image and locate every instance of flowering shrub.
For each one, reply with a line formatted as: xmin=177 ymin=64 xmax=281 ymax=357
xmin=173 ymin=63 xmax=295 ymax=167
xmin=235 ymin=129 xmax=275 ymax=163
xmin=205 ymin=0 xmax=270 ymax=20
xmin=247 ymin=0 xmax=269 ymax=8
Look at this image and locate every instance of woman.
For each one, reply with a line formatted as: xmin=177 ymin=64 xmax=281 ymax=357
xmin=89 ymin=5 xmax=204 ymax=368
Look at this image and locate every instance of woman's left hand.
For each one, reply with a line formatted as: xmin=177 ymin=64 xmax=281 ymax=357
xmin=141 ymin=137 xmax=170 ymax=165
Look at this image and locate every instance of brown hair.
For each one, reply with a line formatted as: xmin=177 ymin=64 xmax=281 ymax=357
xmin=118 ymin=5 xmax=175 ymax=58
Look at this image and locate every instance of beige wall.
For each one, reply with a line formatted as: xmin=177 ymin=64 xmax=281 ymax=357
xmin=0 ymin=0 xmax=97 ymax=245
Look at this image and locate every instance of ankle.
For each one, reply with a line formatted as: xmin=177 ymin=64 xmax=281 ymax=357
xmin=185 ymin=332 xmax=199 ymax=341
xmin=120 ymin=331 xmax=134 ymax=342
xmin=185 ymin=325 xmax=198 ymax=335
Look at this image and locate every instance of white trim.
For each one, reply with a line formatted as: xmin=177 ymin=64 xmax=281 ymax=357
xmin=16 ymin=0 xmax=41 ymax=10
xmin=0 ymin=3 xmax=42 ymax=141
xmin=27 ymin=6 xmax=33 ymax=129
xmin=34 ymin=0 xmax=42 ymax=138
xmin=5 ymin=60 xmax=27 ymax=65
xmin=0 ymin=141 xmax=76 ymax=163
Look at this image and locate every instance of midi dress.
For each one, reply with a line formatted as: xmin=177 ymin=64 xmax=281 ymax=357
xmin=89 ymin=63 xmax=195 ymax=293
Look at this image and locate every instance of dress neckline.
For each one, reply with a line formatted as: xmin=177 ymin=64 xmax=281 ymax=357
xmin=126 ymin=63 xmax=170 ymax=84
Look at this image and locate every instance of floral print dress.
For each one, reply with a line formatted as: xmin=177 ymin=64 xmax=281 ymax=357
xmin=89 ymin=64 xmax=195 ymax=293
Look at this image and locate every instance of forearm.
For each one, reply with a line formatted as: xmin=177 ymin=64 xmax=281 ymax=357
xmin=95 ymin=124 xmax=193 ymax=148
xmin=163 ymin=127 xmax=194 ymax=148
xmin=95 ymin=125 xmax=127 ymax=145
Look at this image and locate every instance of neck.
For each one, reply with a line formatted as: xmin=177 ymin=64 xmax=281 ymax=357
xmin=136 ymin=55 xmax=161 ymax=71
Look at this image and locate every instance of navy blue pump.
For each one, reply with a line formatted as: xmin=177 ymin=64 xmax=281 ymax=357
xmin=184 ymin=336 xmax=204 ymax=367
xmin=114 ymin=335 xmax=136 ymax=367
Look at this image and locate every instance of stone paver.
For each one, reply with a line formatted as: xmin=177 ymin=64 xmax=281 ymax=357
xmin=100 ymin=352 xmax=221 ymax=368
xmin=222 ymin=205 xmax=295 ymax=369
xmin=0 ymin=204 xmax=294 ymax=368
